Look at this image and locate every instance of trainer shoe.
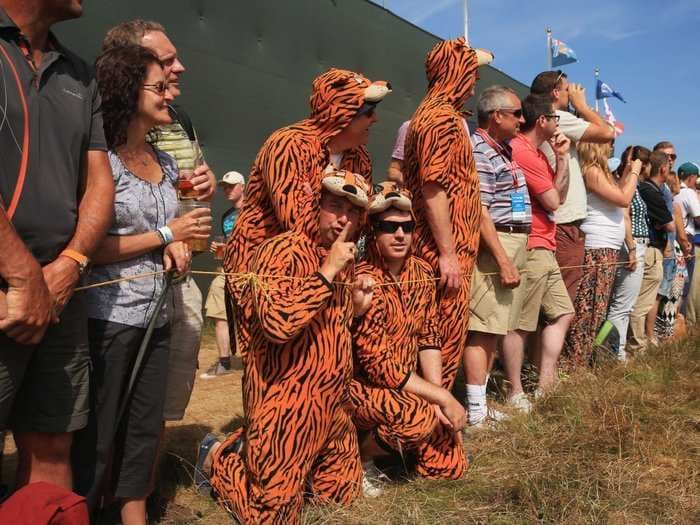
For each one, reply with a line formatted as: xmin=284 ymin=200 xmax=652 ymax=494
xmin=194 ymin=433 xmax=220 ymax=496
xmin=506 ymin=392 xmax=532 ymax=414
xmin=362 ymin=461 xmax=389 ymax=498
xmin=199 ymin=361 xmax=235 ymax=379
xmin=468 ymin=406 xmax=509 ymax=429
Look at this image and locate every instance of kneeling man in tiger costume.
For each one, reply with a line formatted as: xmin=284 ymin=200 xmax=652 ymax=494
xmin=349 ymin=183 xmax=467 ymax=497
xmin=196 ymin=170 xmax=370 ymax=524
xmin=402 ymin=38 xmax=494 ymax=390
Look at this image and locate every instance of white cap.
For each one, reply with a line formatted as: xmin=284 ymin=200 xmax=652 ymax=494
xmin=219 ymin=171 xmax=245 ymax=186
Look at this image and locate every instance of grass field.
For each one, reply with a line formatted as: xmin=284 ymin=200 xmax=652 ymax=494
xmin=3 ymin=329 xmax=698 ymax=524
xmin=152 ymin=329 xmax=699 ymax=524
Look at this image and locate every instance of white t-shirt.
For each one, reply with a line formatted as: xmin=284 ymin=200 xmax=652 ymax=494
xmin=580 ymin=190 xmax=625 ymax=249
xmin=329 ymin=152 xmax=344 ymax=169
xmin=540 ymin=109 xmax=590 ymax=224
xmin=673 ymin=183 xmax=700 ymax=236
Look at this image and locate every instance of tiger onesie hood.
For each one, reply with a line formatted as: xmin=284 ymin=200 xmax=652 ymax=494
xmin=401 ymin=38 xmax=492 ymax=391
xmin=424 ymin=37 xmax=493 ymax=110
xmin=224 ymin=69 xmax=390 ymax=333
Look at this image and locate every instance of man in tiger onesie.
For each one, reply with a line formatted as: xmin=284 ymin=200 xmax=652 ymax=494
xmin=223 ymin=68 xmax=391 ymax=355
xmin=402 ymin=38 xmax=494 ymax=390
xmin=195 ymin=171 xmax=370 ymax=524
xmin=348 ymin=183 xmax=468 ymax=498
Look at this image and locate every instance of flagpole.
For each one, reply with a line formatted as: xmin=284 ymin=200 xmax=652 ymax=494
xmin=463 ymin=0 xmax=469 ymax=43
xmin=546 ymin=27 xmax=552 ymax=70
xmin=594 ymin=67 xmax=600 ymax=113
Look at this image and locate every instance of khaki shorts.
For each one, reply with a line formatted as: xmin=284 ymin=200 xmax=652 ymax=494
xmin=469 ymin=232 xmax=529 ymax=335
xmin=205 ymin=273 xmax=227 ymax=320
xmin=164 ymin=276 xmax=203 ymax=421
xmin=517 ymin=248 xmax=574 ymax=332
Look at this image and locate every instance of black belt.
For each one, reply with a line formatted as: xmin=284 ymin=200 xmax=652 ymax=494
xmin=494 ymin=224 xmax=531 ymax=234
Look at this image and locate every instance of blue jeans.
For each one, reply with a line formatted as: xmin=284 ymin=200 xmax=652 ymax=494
xmin=606 ymin=239 xmax=647 ymax=358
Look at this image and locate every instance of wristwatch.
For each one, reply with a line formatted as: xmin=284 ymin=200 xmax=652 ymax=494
xmin=60 ymin=249 xmax=90 ymax=275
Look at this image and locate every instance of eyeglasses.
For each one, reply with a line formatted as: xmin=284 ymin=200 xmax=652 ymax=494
xmin=373 ymin=219 xmax=415 ymax=234
xmin=555 ymin=70 xmax=566 ymax=86
xmin=357 ymin=102 xmax=377 ymax=118
xmin=542 ymin=113 xmax=560 ymax=123
xmin=667 ymin=153 xmax=677 ymax=162
xmin=142 ymin=81 xmax=169 ymax=96
xmin=496 ymin=108 xmax=523 ymax=118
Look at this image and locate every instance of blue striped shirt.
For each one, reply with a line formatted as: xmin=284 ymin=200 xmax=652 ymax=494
xmin=471 ymin=130 xmax=532 ymax=225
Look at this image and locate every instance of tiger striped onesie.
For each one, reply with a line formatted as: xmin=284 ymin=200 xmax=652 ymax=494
xmin=349 ymin=256 xmax=467 ymax=479
xmin=223 ymin=69 xmax=378 ymax=356
xmin=403 ymin=37 xmax=482 ymax=390
xmin=210 ymin=230 xmax=361 ymax=524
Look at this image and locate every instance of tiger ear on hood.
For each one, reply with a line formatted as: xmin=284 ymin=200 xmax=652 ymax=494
xmin=364 ymin=81 xmax=392 ymax=103
xmin=475 ymin=48 xmax=494 ymax=66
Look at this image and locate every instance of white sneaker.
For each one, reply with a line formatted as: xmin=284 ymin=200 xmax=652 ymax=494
xmin=469 ymin=406 xmax=509 ymax=429
xmin=361 ymin=461 xmax=388 ymax=498
xmin=506 ymin=393 xmax=532 ymax=414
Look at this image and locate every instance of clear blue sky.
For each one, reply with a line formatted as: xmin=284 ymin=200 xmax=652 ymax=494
xmin=371 ymin=0 xmax=699 ymax=167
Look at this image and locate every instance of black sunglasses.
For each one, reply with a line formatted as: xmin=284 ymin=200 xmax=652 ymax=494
xmin=498 ymin=108 xmax=523 ymax=118
xmin=373 ymin=219 xmax=415 ymax=234
xmin=542 ymin=113 xmax=561 ymax=123
xmin=357 ymin=102 xmax=377 ymax=118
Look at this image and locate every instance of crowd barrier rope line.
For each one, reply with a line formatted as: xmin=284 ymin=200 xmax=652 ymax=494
xmin=73 ymin=252 xmax=699 ymax=293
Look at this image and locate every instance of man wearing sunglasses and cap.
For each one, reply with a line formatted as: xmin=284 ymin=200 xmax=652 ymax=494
xmin=348 ymin=182 xmax=467 ymax=497
xmin=197 ymin=170 xmax=370 ymax=523
xmin=403 ymin=37 xmax=494 ymax=393
xmin=674 ymin=161 xmax=700 ymax=326
xmin=224 ymin=68 xmax=391 ymax=358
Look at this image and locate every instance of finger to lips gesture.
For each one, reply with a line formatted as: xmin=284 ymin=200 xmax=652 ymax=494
xmin=320 ymin=222 xmax=356 ymax=282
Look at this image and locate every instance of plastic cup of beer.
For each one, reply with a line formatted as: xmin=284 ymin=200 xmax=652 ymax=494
xmin=177 ymin=143 xmax=204 ymax=200
xmin=213 ymin=235 xmax=226 ymax=260
xmin=178 ymin=199 xmax=211 ymax=253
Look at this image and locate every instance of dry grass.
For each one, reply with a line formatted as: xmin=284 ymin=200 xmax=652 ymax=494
xmin=158 ymin=331 xmax=699 ymax=524
xmin=3 ymin=327 xmax=698 ymax=524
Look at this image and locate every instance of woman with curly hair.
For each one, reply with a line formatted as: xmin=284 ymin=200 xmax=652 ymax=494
xmin=562 ymin=141 xmax=641 ymax=368
xmin=72 ymin=45 xmax=211 ymax=524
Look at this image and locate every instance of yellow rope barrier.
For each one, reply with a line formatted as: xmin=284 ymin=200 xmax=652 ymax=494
xmin=73 ymin=253 xmax=698 ymax=292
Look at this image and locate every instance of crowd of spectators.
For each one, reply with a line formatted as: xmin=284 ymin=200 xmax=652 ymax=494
xmin=0 ymin=2 xmax=698 ymax=524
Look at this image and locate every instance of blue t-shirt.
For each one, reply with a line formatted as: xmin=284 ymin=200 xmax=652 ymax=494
xmin=222 ymin=207 xmax=239 ymax=237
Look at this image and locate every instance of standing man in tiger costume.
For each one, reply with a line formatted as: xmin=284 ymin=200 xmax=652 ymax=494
xmin=349 ymin=183 xmax=467 ymax=498
xmin=196 ymin=171 xmax=370 ymax=523
xmin=403 ymin=38 xmax=494 ymax=390
xmin=223 ymin=68 xmax=391 ymax=355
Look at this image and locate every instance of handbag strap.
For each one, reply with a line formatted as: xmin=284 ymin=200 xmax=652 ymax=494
xmin=0 ymin=40 xmax=30 ymax=221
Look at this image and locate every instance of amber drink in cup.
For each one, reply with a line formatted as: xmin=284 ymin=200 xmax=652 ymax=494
xmin=178 ymin=200 xmax=211 ymax=253
xmin=213 ymin=235 xmax=226 ymax=260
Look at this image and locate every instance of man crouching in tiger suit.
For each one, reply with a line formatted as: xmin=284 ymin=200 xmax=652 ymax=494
xmin=348 ymin=182 xmax=468 ymax=498
xmin=195 ymin=170 xmax=370 ymax=524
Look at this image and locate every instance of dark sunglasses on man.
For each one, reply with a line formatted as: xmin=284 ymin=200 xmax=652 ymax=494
xmin=372 ymin=219 xmax=415 ymax=234
xmin=497 ymin=108 xmax=523 ymax=118
xmin=542 ymin=113 xmax=561 ymax=123
xmin=356 ymin=102 xmax=377 ymax=118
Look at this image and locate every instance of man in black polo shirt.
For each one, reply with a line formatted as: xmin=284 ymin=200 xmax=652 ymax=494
xmin=628 ymin=150 xmax=675 ymax=352
xmin=0 ymin=0 xmax=114 ymax=491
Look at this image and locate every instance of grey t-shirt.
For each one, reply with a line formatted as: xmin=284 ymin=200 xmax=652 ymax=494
xmin=539 ymin=109 xmax=590 ymax=224
xmin=85 ymin=149 xmax=179 ymax=328
xmin=0 ymin=10 xmax=107 ymax=264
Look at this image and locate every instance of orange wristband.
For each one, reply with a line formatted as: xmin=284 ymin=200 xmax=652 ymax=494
xmin=60 ymin=249 xmax=90 ymax=274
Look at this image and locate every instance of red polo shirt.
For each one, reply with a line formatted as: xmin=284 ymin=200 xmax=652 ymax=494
xmin=510 ymin=134 xmax=556 ymax=251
